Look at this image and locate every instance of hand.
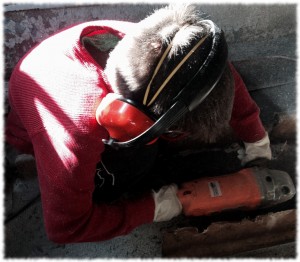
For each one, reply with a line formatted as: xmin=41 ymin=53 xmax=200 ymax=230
xmin=152 ymin=184 xmax=182 ymax=222
xmin=238 ymin=133 xmax=272 ymax=166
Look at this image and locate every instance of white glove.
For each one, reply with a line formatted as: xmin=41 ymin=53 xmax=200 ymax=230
xmin=238 ymin=132 xmax=272 ymax=166
xmin=152 ymin=184 xmax=182 ymax=222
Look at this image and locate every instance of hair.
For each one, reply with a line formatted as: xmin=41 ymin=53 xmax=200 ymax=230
xmin=104 ymin=4 xmax=234 ymax=145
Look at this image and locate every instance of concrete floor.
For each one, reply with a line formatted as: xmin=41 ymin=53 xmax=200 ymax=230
xmin=3 ymin=3 xmax=297 ymax=258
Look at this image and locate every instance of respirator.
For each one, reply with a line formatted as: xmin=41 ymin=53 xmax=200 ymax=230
xmin=96 ymin=20 xmax=228 ymax=149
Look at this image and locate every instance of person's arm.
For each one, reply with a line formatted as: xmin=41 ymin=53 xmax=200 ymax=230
xmin=30 ymin=128 xmax=156 ymax=244
xmin=229 ymin=63 xmax=271 ymax=165
xmin=6 ymin=45 xmax=156 ymax=245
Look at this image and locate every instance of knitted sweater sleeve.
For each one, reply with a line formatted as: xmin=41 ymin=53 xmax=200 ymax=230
xmin=229 ymin=63 xmax=266 ymax=143
xmin=32 ymin=129 xmax=154 ymax=243
xmin=5 ymin=21 xmax=155 ymax=244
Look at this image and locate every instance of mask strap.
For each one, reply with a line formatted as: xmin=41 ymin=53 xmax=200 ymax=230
xmin=143 ymin=34 xmax=209 ymax=107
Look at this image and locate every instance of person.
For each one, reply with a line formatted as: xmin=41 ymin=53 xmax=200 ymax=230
xmin=5 ymin=5 xmax=271 ymax=244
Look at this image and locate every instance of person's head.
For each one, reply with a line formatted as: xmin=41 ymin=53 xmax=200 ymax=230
xmin=103 ymin=4 xmax=234 ymax=147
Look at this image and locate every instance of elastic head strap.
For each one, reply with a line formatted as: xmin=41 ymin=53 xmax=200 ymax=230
xmin=143 ymin=41 xmax=173 ymax=106
xmin=143 ymin=33 xmax=209 ymax=107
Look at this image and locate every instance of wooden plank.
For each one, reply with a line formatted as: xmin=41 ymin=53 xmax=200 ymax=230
xmin=162 ymin=209 xmax=296 ymax=258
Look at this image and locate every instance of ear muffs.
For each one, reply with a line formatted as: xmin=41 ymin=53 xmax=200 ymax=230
xmin=96 ymin=93 xmax=156 ymax=143
xmin=97 ymin=20 xmax=228 ymax=149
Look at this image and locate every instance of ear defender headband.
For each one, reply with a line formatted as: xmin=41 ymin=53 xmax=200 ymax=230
xmin=96 ymin=20 xmax=228 ymax=149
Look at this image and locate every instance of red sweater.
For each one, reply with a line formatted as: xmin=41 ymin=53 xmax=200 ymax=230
xmin=5 ymin=20 xmax=265 ymax=243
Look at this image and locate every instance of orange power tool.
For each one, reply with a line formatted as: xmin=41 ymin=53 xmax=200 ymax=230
xmin=177 ymin=167 xmax=295 ymax=216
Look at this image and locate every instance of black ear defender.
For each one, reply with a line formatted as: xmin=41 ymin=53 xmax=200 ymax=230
xmin=96 ymin=20 xmax=228 ymax=149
